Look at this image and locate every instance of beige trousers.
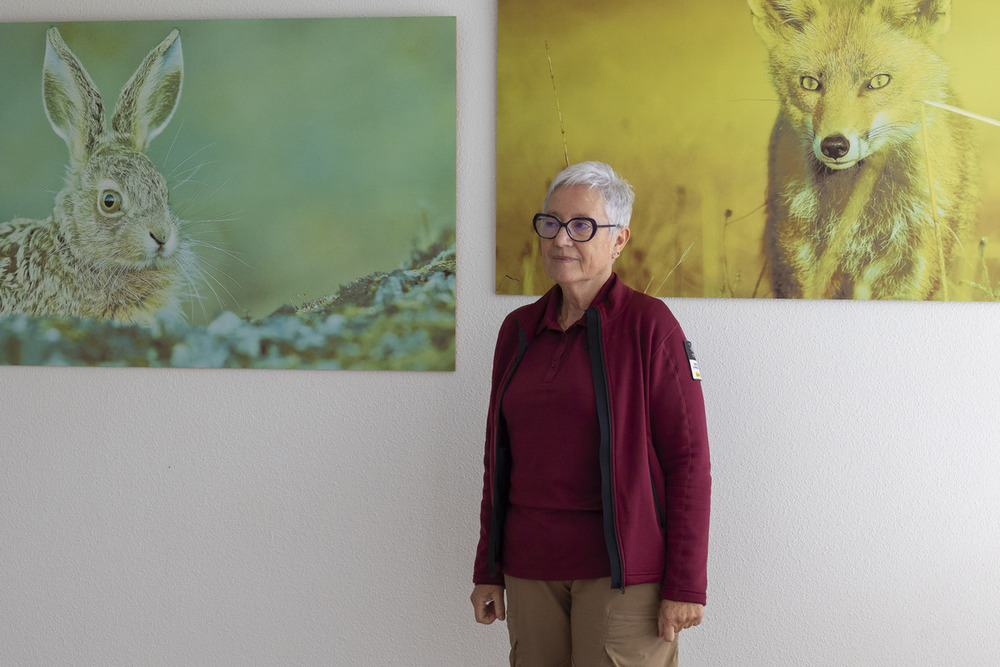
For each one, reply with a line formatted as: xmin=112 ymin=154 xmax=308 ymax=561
xmin=505 ymin=575 xmax=679 ymax=667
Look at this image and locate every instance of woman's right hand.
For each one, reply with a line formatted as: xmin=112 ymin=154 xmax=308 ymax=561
xmin=470 ymin=584 xmax=506 ymax=624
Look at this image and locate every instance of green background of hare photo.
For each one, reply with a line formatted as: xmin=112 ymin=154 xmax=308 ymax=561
xmin=0 ymin=18 xmax=456 ymax=369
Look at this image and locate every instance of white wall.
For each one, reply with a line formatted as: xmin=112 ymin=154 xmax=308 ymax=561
xmin=2 ymin=0 xmax=999 ymax=665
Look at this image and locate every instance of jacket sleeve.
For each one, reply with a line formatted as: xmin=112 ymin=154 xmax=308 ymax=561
xmin=649 ymin=322 xmax=712 ymax=605
xmin=472 ymin=315 xmax=516 ymax=586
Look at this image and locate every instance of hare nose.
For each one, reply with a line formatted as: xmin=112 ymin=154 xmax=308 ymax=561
xmin=150 ymin=231 xmax=166 ymax=247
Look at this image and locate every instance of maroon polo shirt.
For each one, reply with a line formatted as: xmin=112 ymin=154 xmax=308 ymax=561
xmin=500 ymin=282 xmax=613 ymax=581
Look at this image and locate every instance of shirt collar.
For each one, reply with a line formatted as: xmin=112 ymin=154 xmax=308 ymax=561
xmin=536 ymin=274 xmax=617 ymax=334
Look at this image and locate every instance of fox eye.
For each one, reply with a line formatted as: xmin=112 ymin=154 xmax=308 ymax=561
xmin=99 ymin=190 xmax=122 ymax=215
xmin=869 ymin=74 xmax=891 ymax=90
xmin=800 ymin=76 xmax=821 ymax=91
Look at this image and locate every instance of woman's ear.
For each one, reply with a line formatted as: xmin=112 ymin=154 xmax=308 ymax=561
xmin=614 ymin=227 xmax=630 ymax=256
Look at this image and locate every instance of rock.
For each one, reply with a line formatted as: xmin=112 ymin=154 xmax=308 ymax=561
xmin=0 ymin=237 xmax=456 ymax=371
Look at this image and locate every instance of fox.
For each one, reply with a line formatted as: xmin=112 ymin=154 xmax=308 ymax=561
xmin=748 ymin=0 xmax=977 ymax=299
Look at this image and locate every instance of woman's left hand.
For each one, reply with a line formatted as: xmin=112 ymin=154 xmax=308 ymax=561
xmin=657 ymin=600 xmax=704 ymax=643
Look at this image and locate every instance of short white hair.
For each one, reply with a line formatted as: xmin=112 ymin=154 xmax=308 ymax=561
xmin=543 ymin=161 xmax=634 ymax=230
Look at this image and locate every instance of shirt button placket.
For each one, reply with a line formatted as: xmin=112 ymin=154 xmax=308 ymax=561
xmin=543 ymin=331 xmax=568 ymax=382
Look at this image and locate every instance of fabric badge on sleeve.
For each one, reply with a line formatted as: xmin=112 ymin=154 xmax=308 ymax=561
xmin=683 ymin=341 xmax=701 ymax=381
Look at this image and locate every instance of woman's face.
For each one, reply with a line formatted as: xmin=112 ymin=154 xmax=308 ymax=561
xmin=541 ymin=184 xmax=630 ymax=292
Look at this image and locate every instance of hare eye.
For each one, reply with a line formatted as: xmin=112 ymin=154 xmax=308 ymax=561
xmin=99 ymin=190 xmax=122 ymax=214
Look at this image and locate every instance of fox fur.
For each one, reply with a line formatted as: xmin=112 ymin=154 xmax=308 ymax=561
xmin=749 ymin=0 xmax=977 ymax=299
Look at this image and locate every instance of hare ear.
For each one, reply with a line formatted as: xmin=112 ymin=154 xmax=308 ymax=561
xmin=111 ymin=29 xmax=183 ymax=151
xmin=43 ymin=27 xmax=105 ymax=172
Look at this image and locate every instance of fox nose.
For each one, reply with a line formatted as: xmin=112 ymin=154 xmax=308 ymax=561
xmin=821 ymin=134 xmax=850 ymax=159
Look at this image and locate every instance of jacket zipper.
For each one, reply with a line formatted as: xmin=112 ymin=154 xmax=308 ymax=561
xmin=487 ymin=322 xmax=528 ymax=577
xmin=586 ymin=306 xmax=625 ymax=591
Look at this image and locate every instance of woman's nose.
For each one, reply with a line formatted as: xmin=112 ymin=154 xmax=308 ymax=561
xmin=553 ymin=226 xmax=574 ymax=245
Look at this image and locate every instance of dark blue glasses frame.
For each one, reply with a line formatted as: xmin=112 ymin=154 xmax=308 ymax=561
xmin=532 ymin=213 xmax=619 ymax=242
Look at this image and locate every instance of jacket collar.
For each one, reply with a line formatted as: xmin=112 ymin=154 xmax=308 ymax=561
xmin=522 ymin=273 xmax=633 ymax=338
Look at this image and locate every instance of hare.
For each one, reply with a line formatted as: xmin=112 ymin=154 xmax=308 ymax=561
xmin=0 ymin=27 xmax=194 ymax=325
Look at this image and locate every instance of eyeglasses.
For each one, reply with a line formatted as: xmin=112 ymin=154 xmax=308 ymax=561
xmin=532 ymin=213 xmax=619 ymax=242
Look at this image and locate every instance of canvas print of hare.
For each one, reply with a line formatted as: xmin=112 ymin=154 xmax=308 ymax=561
xmin=0 ymin=19 xmax=456 ymax=370
xmin=0 ymin=27 xmax=195 ymax=325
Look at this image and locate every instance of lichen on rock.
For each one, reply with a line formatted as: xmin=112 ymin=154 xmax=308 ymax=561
xmin=0 ymin=238 xmax=456 ymax=371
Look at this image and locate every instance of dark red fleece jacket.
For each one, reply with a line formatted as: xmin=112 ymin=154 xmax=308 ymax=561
xmin=474 ymin=274 xmax=712 ymax=605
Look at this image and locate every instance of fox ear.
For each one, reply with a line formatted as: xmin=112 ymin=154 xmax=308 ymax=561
xmin=747 ymin=0 xmax=821 ymax=49
xmin=111 ymin=29 xmax=183 ymax=151
xmin=876 ymin=0 xmax=951 ymax=41
xmin=43 ymin=27 xmax=105 ymax=173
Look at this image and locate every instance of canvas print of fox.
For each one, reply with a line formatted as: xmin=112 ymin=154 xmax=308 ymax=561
xmin=749 ymin=0 xmax=977 ymax=299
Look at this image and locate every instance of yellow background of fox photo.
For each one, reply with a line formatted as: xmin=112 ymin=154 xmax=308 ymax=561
xmin=496 ymin=0 xmax=1000 ymax=300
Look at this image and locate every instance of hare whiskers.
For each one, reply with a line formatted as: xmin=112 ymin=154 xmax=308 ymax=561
xmin=184 ymin=237 xmax=245 ymax=308
xmin=13 ymin=160 xmax=59 ymax=197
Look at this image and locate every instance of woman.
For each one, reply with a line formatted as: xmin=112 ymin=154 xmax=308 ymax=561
xmin=471 ymin=162 xmax=711 ymax=666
